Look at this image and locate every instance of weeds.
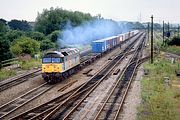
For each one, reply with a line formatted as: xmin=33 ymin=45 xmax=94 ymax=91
xmin=20 ymin=59 xmax=41 ymax=70
xmin=0 ymin=58 xmax=41 ymax=81
xmin=0 ymin=69 xmax=16 ymax=81
xmin=138 ymin=56 xmax=179 ymax=120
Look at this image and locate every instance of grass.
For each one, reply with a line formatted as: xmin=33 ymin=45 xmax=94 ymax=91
xmin=20 ymin=59 xmax=41 ymax=70
xmin=166 ymin=45 xmax=180 ymax=55
xmin=137 ymin=54 xmax=180 ymax=120
xmin=155 ymin=38 xmax=180 ymax=55
xmin=0 ymin=58 xmax=41 ymax=81
xmin=0 ymin=69 xmax=16 ymax=81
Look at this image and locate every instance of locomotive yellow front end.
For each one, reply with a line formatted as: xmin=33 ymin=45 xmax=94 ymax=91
xmin=42 ymin=51 xmax=64 ymax=83
xmin=42 ymin=48 xmax=80 ymax=84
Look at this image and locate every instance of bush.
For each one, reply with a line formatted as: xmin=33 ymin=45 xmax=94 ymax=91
xmin=10 ymin=36 xmax=40 ymax=56
xmin=168 ymin=37 xmax=180 ymax=46
xmin=20 ymin=59 xmax=41 ymax=70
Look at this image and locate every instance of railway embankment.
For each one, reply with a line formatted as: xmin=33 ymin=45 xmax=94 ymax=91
xmin=138 ymin=52 xmax=180 ymax=120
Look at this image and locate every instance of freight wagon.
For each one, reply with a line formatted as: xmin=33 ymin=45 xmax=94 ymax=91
xmin=92 ymin=36 xmax=118 ymax=53
xmin=92 ymin=30 xmax=139 ymax=53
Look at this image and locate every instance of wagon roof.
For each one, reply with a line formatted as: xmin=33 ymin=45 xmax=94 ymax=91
xmin=93 ymin=36 xmax=118 ymax=43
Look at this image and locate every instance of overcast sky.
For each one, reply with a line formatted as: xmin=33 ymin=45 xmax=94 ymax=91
xmin=0 ymin=0 xmax=180 ymax=23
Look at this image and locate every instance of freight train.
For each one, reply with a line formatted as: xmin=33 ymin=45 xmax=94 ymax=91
xmin=42 ymin=30 xmax=139 ymax=83
xmin=92 ymin=30 xmax=139 ymax=53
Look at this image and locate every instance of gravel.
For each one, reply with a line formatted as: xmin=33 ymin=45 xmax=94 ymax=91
xmin=0 ymin=75 xmax=44 ymax=106
xmin=120 ymin=65 xmax=144 ymax=120
xmin=1 ymin=35 xmax=139 ymax=119
xmin=72 ymin=54 xmax=133 ymax=120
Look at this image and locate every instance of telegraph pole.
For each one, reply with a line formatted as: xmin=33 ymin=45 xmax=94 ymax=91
xmin=168 ymin=22 xmax=170 ymax=34
xmin=163 ymin=21 xmax=165 ymax=44
xmin=151 ymin=15 xmax=153 ymax=64
xmin=148 ymin=22 xmax=150 ymax=41
xmin=178 ymin=24 xmax=179 ymax=37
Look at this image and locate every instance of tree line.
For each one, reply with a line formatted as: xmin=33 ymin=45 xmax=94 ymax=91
xmin=0 ymin=7 xmax=95 ymax=61
xmin=0 ymin=7 xmax=149 ymax=62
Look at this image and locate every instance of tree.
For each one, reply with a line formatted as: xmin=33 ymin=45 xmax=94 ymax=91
xmin=5 ymin=30 xmax=24 ymax=42
xmin=34 ymin=7 xmax=94 ymax=35
xmin=26 ymin=31 xmax=45 ymax=41
xmin=40 ymin=39 xmax=55 ymax=51
xmin=126 ymin=22 xmax=145 ymax=29
xmin=0 ymin=22 xmax=7 ymax=33
xmin=168 ymin=36 xmax=180 ymax=46
xmin=154 ymin=23 xmax=161 ymax=30
xmin=0 ymin=18 xmax=7 ymax=25
xmin=10 ymin=36 xmax=40 ymax=56
xmin=0 ymin=18 xmax=7 ymax=33
xmin=8 ymin=19 xmax=32 ymax=31
xmin=47 ymin=30 xmax=60 ymax=42
xmin=0 ymin=34 xmax=12 ymax=61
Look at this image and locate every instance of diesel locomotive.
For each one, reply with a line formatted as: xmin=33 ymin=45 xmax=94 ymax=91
xmin=42 ymin=48 xmax=80 ymax=83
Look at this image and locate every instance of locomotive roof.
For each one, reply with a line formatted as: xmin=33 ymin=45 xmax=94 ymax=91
xmin=44 ymin=48 xmax=79 ymax=57
xmin=60 ymin=48 xmax=79 ymax=56
xmin=93 ymin=36 xmax=118 ymax=43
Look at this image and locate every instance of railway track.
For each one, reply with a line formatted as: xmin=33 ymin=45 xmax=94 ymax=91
xmin=0 ymin=69 xmax=41 ymax=92
xmin=0 ymin=83 xmax=53 ymax=119
xmin=10 ymin=32 xmax=143 ymax=120
xmin=0 ymin=32 xmax=139 ymax=93
xmin=9 ymin=32 xmax=144 ymax=120
xmin=0 ymin=33 xmax=141 ymax=120
xmin=59 ymin=33 xmax=146 ymax=120
xmin=80 ymin=32 xmax=141 ymax=67
xmin=93 ymin=33 xmax=146 ymax=120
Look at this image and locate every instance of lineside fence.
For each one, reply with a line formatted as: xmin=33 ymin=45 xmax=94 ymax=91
xmin=0 ymin=58 xmax=20 ymax=69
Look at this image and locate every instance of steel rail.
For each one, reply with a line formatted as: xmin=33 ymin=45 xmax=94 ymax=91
xmin=0 ymin=69 xmax=41 ymax=92
xmin=93 ymin=33 xmax=146 ymax=120
xmin=10 ymin=32 xmax=143 ymax=120
xmin=0 ymin=83 xmax=53 ymax=119
xmin=43 ymin=33 xmax=144 ymax=120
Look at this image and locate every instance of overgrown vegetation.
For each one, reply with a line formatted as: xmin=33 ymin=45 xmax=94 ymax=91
xmin=156 ymin=35 xmax=180 ymax=55
xmin=20 ymin=59 xmax=41 ymax=70
xmin=0 ymin=58 xmax=41 ymax=80
xmin=138 ymin=54 xmax=180 ymax=120
xmin=10 ymin=36 xmax=40 ymax=57
xmin=0 ymin=69 xmax=16 ymax=81
xmin=168 ymin=36 xmax=180 ymax=46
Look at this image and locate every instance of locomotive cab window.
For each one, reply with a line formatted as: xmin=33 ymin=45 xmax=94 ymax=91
xmin=42 ymin=58 xmax=51 ymax=63
xmin=52 ymin=58 xmax=61 ymax=63
xmin=42 ymin=58 xmax=63 ymax=63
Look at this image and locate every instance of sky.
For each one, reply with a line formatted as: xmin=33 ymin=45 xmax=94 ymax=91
xmin=0 ymin=0 xmax=180 ymax=23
